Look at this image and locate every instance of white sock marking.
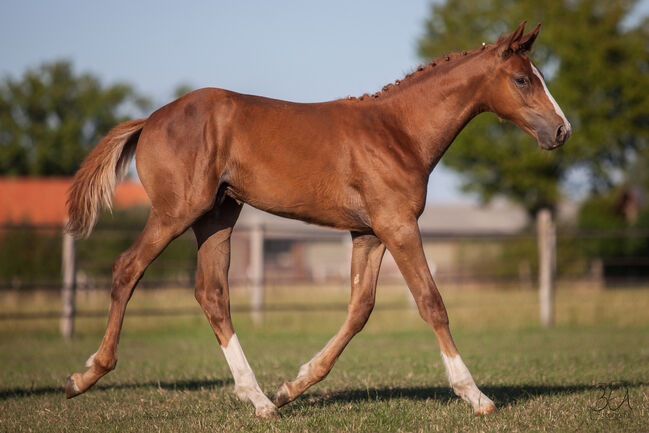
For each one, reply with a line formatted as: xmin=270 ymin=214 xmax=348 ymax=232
xmin=85 ymin=351 xmax=97 ymax=368
xmin=297 ymin=336 xmax=335 ymax=379
xmin=221 ymin=334 xmax=276 ymax=413
xmin=531 ymin=64 xmax=571 ymax=134
xmin=441 ymin=352 xmax=494 ymax=412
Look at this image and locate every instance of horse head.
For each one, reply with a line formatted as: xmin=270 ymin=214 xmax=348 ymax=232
xmin=484 ymin=21 xmax=572 ymax=150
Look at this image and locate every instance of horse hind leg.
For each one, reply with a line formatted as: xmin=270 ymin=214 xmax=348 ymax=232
xmin=274 ymin=233 xmax=385 ymax=407
xmin=192 ymin=197 xmax=277 ymax=418
xmin=65 ymin=208 xmax=197 ymax=398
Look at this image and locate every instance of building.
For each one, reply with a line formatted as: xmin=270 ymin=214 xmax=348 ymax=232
xmin=0 ymin=177 xmax=149 ymax=226
xmin=233 ymin=198 xmax=530 ymax=286
xmin=0 ymin=177 xmax=531 ymax=288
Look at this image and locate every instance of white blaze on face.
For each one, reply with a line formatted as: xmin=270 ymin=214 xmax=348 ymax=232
xmin=531 ymin=64 xmax=572 ymax=134
xmin=221 ymin=334 xmax=276 ymax=413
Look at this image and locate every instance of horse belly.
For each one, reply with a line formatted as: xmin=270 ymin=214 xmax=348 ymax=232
xmin=225 ymin=177 xmax=370 ymax=232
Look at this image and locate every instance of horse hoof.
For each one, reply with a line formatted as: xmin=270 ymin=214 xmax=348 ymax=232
xmin=256 ymin=405 xmax=279 ymax=419
xmin=273 ymin=382 xmax=292 ymax=408
xmin=474 ymin=402 xmax=497 ymax=416
xmin=65 ymin=374 xmax=82 ymax=399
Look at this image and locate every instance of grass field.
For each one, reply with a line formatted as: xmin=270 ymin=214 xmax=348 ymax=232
xmin=0 ymin=284 xmax=648 ymax=432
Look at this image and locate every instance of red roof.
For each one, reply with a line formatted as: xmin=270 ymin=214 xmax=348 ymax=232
xmin=0 ymin=178 xmax=150 ymax=225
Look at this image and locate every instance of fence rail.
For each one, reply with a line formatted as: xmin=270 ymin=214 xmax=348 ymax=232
xmin=0 ymin=301 xmax=417 ymax=322
xmin=2 ymin=222 xmax=649 ymax=334
xmin=3 ymin=223 xmax=649 ymax=290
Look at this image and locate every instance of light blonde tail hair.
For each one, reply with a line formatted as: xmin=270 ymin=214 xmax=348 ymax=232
xmin=65 ymin=118 xmax=146 ymax=238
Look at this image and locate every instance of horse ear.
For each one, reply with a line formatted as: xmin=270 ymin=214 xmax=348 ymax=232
xmin=502 ymin=21 xmax=527 ymax=59
xmin=516 ymin=23 xmax=541 ymax=53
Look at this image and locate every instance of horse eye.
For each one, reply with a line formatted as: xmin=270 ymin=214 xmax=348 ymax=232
xmin=514 ymin=77 xmax=528 ymax=87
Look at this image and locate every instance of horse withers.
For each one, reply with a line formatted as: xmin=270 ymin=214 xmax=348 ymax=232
xmin=64 ymin=22 xmax=571 ymax=417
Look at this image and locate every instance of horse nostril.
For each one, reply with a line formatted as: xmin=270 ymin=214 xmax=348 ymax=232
xmin=556 ymin=125 xmax=566 ymax=144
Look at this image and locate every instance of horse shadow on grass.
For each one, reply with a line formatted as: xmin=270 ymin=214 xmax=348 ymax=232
xmin=2 ymin=378 xmax=644 ymax=412
xmin=0 ymin=377 xmax=233 ymax=401
xmin=281 ymin=381 xmax=646 ymax=414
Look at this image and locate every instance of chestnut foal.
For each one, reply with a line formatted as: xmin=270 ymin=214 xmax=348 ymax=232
xmin=65 ymin=22 xmax=570 ymax=417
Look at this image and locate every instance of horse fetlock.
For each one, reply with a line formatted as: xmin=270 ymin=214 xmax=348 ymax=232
xmin=298 ymin=359 xmax=329 ymax=383
xmin=90 ymin=355 xmax=117 ymax=374
xmin=255 ymin=404 xmax=279 ymax=419
xmin=451 ymin=378 xmax=477 ymax=398
xmin=454 ymin=385 xmax=496 ymax=415
xmin=234 ymin=383 xmax=278 ymax=417
xmin=233 ymin=384 xmax=254 ymax=402
xmin=296 ymin=361 xmax=312 ymax=379
xmin=85 ymin=352 xmax=97 ymax=368
xmin=273 ymin=382 xmax=294 ymax=407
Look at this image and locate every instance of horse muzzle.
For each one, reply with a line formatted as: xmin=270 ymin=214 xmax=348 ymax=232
xmin=538 ymin=121 xmax=571 ymax=150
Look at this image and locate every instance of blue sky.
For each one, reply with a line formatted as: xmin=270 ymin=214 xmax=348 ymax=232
xmin=2 ymin=0 xmax=648 ymax=202
xmin=1 ymin=1 xmax=432 ymax=102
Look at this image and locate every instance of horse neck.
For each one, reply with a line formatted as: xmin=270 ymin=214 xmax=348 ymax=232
xmin=382 ymin=53 xmax=493 ymax=172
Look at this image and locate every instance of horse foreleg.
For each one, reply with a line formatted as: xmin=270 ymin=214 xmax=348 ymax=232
xmin=274 ymin=233 xmax=385 ymax=407
xmin=376 ymin=220 xmax=496 ymax=415
xmin=66 ymin=210 xmax=190 ymax=398
xmin=192 ymin=200 xmax=277 ymax=418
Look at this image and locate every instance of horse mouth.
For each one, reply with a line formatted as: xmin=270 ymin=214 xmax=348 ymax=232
xmin=538 ymin=123 xmax=570 ymax=150
xmin=539 ymin=141 xmax=563 ymax=151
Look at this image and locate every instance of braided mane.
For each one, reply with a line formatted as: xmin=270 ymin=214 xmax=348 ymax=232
xmin=348 ymin=40 xmax=496 ymax=102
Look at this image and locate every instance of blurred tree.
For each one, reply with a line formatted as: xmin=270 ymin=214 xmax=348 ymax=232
xmin=418 ymin=0 xmax=649 ymax=215
xmin=626 ymin=144 xmax=649 ymax=194
xmin=418 ymin=0 xmax=649 ymax=326
xmin=173 ymin=83 xmax=194 ymax=99
xmin=577 ymin=186 xmax=649 ymax=281
xmin=0 ymin=60 xmax=150 ymax=176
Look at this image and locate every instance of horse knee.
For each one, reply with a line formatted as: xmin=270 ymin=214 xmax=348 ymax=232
xmin=195 ymin=284 xmax=229 ymax=326
xmin=415 ymin=293 xmax=449 ymax=330
xmin=308 ymin=362 xmax=331 ymax=382
xmin=430 ymin=309 xmax=450 ymax=330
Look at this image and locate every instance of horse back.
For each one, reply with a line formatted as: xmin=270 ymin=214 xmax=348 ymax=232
xmin=137 ymin=88 xmax=426 ymax=231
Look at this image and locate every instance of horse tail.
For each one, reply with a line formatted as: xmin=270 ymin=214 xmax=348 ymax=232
xmin=65 ymin=118 xmax=147 ymax=238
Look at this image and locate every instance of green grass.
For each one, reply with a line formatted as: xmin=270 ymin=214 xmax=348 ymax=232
xmin=1 ymin=285 xmax=648 ymax=432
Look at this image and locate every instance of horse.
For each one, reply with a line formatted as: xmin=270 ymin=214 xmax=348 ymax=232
xmin=64 ymin=21 xmax=571 ymax=417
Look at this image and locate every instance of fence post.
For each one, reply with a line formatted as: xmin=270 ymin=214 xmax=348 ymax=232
xmin=249 ymin=221 xmax=264 ymax=324
xmin=61 ymin=231 xmax=77 ymax=338
xmin=537 ymin=208 xmax=555 ymax=328
xmin=590 ymin=258 xmax=604 ymax=290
